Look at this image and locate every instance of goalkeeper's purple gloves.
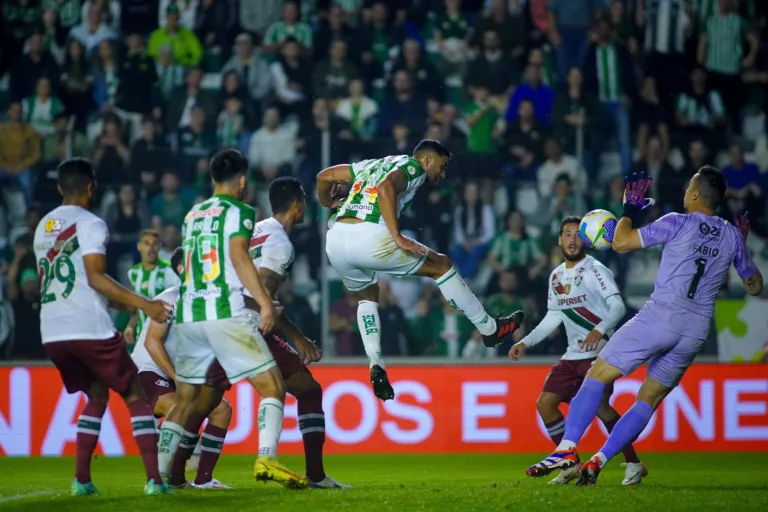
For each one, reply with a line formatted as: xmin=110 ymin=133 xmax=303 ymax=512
xmin=622 ymin=172 xmax=655 ymax=223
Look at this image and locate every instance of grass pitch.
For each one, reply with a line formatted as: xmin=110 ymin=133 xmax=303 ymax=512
xmin=1 ymin=453 xmax=766 ymax=511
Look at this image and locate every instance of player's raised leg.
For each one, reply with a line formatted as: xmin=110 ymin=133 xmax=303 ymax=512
xmin=353 ymin=282 xmax=393 ymax=400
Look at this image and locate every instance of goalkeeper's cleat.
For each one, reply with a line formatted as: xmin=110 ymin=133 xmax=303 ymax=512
xmin=483 ymin=311 xmax=524 ymax=347
xmin=576 ymin=456 xmax=603 ymax=487
xmin=70 ymin=479 xmax=99 ymax=496
xmin=310 ymin=476 xmax=353 ymax=489
xmin=192 ymin=478 xmax=231 ymax=490
xmin=548 ymin=463 xmax=582 ymax=485
xmin=370 ymin=365 xmax=395 ymax=401
xmin=144 ymin=478 xmax=174 ymax=495
xmin=621 ymin=462 xmax=648 ymax=485
xmin=254 ymin=456 xmax=309 ymax=490
xmin=526 ymin=447 xmax=580 ymax=477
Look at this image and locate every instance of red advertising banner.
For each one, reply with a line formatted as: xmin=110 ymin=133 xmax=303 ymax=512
xmin=1 ymin=365 xmax=767 ymax=456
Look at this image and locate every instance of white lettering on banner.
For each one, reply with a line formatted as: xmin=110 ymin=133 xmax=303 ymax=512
xmin=324 ymin=381 xmax=378 ymax=444
xmin=0 ymin=368 xmax=31 ymax=456
xmin=42 ymin=390 xmax=124 ymax=456
xmin=663 ymin=381 xmax=715 ymax=441
xmin=724 ymin=379 xmax=768 ymax=440
xmin=462 ymin=382 xmax=509 ymax=443
xmin=382 ymin=381 xmax=434 ymax=444
xmin=601 ymin=379 xmax=656 ymax=441
xmin=225 ymin=383 xmax=254 ymax=444
xmin=281 ymin=398 xmax=301 ymax=443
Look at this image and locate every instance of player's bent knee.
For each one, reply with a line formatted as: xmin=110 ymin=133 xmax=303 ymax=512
xmin=209 ymin=398 xmax=233 ymax=428
xmin=249 ymin=367 xmax=286 ymax=401
xmin=286 ymin=371 xmax=321 ymax=397
xmin=536 ymin=392 xmax=562 ymax=420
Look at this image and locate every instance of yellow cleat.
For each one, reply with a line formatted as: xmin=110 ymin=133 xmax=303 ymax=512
xmin=253 ymin=456 xmax=309 ymax=490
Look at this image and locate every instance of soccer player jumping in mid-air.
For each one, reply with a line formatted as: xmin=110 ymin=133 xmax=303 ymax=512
xmin=318 ymin=140 xmax=524 ymax=401
xmin=526 ymin=167 xmax=763 ymax=485
xmin=511 ymin=216 xmax=645 ymax=485
xmin=34 ymin=158 xmax=173 ymax=495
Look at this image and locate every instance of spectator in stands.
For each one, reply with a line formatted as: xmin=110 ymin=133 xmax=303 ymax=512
xmin=219 ymin=71 xmax=257 ymax=129
xmin=379 ymin=70 xmax=429 ymax=137
xmin=194 ymin=0 xmax=237 ymax=61
xmin=313 ymin=39 xmax=359 ymax=104
xmin=248 ymin=107 xmax=298 ymax=183
xmin=297 ymin=99 xmax=338 ymax=192
xmin=238 ymin=0 xmax=282 ymax=38
xmin=425 ymin=0 xmax=471 ymax=71
xmin=412 ymin=294 xmax=475 ymax=356
xmin=41 ymin=112 xmax=91 ymax=163
xmin=535 ymin=174 xmax=586 ymax=246
xmin=10 ymin=32 xmax=60 ymax=102
xmin=81 ymin=0 xmax=121 ymax=32
xmin=158 ymin=0 xmax=197 ymax=29
xmin=216 ymin=96 xmax=245 ymax=149
xmin=276 ymin=275 xmax=319 ymax=344
xmin=270 ymin=37 xmax=312 ymax=118
xmin=165 ymin=68 xmax=217 ymax=132
xmin=150 ymin=171 xmax=196 ymax=228
xmin=504 ymin=99 xmax=550 ymax=188
xmin=105 ymin=182 xmax=150 ymax=268
xmin=450 ymin=181 xmax=495 ymax=279
xmin=722 ymin=142 xmax=764 ymax=220
xmin=41 ymin=8 xmax=67 ymax=64
xmin=487 ymin=210 xmax=547 ymax=278
xmin=114 ymin=32 xmax=158 ymax=138
xmin=92 ymin=115 xmax=130 ymax=188
xmin=0 ymin=102 xmax=40 ymax=206
xmin=635 ymin=76 xmax=670 ymax=160
xmin=466 ymin=29 xmax=517 ymax=107
xmin=378 ymin=280 xmax=412 ymax=356
xmin=505 ymin=64 xmax=555 ymax=124
xmin=551 ymin=66 xmax=602 ymax=169
xmin=159 ymin=223 xmax=182 ymax=261
xmin=484 ymin=270 xmax=526 ymax=353
xmin=263 ymin=1 xmax=313 ymax=56
xmin=221 ymin=32 xmax=273 ymax=107
xmin=360 ymin=1 xmax=406 ymax=77
xmin=147 ymin=4 xmax=203 ymax=67
xmin=330 ymin=288 xmax=362 ymax=356
xmin=675 ymin=66 xmax=726 ymax=136
xmin=91 ymin=39 xmax=119 ymax=112
xmin=548 ymin=0 xmax=604 ymax=82
xmin=527 ymin=48 xmax=556 ymax=87
xmin=697 ymin=0 xmax=758 ymax=134
xmin=684 ymin=138 xmax=710 ymax=176
xmin=583 ymin=17 xmax=635 ymax=174
xmin=538 ymin=136 xmax=585 ymax=199
xmin=59 ymin=39 xmax=92 ymax=130
xmin=630 ymin=135 xmax=676 ymax=208
xmin=176 ymin=105 xmax=215 ymax=177
xmin=153 ymin=45 xmax=186 ymax=104
xmin=69 ymin=2 xmax=117 ymax=54
xmin=473 ymin=0 xmax=527 ymax=59
xmin=463 ymin=84 xmax=502 ymax=178
xmin=595 ymin=174 xmax=625 ymax=219
xmin=335 ymin=78 xmax=379 ymax=142
xmin=391 ymin=39 xmax=443 ymax=103
xmin=192 ymin=156 xmax=211 ymax=198
xmin=314 ymin=4 xmax=358 ymax=63
xmin=120 ymin=0 xmax=159 ymax=35
xmin=44 ymin=0 xmax=81 ymax=30
xmin=22 ymin=77 xmax=63 ymax=137
xmin=3 ymin=0 xmax=42 ymax=68
xmin=7 ymin=266 xmax=44 ymax=360
xmin=129 ymin=116 xmax=170 ymax=182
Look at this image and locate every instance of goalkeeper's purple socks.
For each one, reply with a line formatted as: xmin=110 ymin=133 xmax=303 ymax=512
xmin=598 ymin=401 xmax=653 ymax=462
xmin=557 ymin=378 xmax=605 ymax=449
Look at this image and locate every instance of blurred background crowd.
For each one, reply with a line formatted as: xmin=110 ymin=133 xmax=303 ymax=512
xmin=1 ymin=0 xmax=767 ymax=361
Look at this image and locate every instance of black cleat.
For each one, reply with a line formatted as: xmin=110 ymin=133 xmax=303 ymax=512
xmin=482 ymin=310 xmax=525 ymax=347
xmin=370 ymin=365 xmax=395 ymax=401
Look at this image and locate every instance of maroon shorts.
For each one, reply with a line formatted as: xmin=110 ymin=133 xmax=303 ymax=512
xmin=265 ymin=333 xmax=308 ymax=380
xmin=45 ymin=334 xmax=137 ymax=395
xmin=205 ymin=360 xmax=232 ymax=391
xmin=138 ymin=371 xmax=176 ymax=410
xmin=542 ymin=358 xmax=615 ymax=403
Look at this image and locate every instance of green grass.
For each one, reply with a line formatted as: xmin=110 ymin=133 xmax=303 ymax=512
xmin=1 ymin=454 xmax=766 ymax=511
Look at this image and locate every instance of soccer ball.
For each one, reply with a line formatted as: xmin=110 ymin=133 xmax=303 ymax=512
xmin=579 ymin=209 xmax=618 ymax=251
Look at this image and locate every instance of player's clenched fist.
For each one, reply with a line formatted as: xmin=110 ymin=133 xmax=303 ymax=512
xmin=508 ymin=342 xmax=526 ymax=361
xmin=143 ymin=299 xmax=173 ymax=324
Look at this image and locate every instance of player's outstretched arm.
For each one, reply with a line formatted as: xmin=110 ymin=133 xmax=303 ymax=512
xmin=316 ymin=164 xmax=353 ymax=208
xmin=83 ymin=253 xmax=171 ymax=323
xmin=614 ymin=172 xmax=655 ymax=253
xmin=611 ymin=217 xmax=643 ymax=253
xmin=230 ymin=236 xmax=277 ymax=333
xmin=742 ymin=271 xmax=763 ymax=296
xmin=510 ymin=310 xmax=563 ymax=360
xmin=145 ymin=319 xmax=176 ymax=380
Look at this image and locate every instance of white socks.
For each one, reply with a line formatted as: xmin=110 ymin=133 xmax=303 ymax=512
xmin=436 ymin=268 xmax=497 ymax=336
xmin=157 ymin=421 xmax=184 ymax=475
xmin=357 ymin=300 xmax=384 ymax=369
xmin=257 ymin=397 xmax=284 ymax=459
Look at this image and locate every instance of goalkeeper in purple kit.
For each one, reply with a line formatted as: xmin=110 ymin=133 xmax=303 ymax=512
xmin=526 ymin=166 xmax=763 ymax=485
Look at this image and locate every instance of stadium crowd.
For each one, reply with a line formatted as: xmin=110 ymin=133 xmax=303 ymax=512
xmin=0 ymin=0 xmax=767 ymax=360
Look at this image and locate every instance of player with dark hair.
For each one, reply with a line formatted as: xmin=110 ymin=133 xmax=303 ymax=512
xmin=510 ymin=216 xmax=645 ymax=485
xmin=156 ymin=149 xmax=307 ymax=489
xmin=318 ymin=140 xmax=524 ymax=400
xmin=131 ymin=248 xmax=232 ymax=489
xmin=243 ymin=176 xmax=349 ymax=488
xmin=33 ymin=158 xmax=173 ymax=495
xmin=527 ymin=169 xmax=763 ymax=485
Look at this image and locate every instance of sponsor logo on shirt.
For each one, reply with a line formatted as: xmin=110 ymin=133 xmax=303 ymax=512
xmin=182 ymin=288 xmax=222 ymax=301
xmin=44 ymin=218 xmax=64 ymax=236
xmin=155 ymin=379 xmax=170 ymax=388
xmin=557 ymin=294 xmax=588 ymax=306
xmin=185 ymin=206 xmax=224 ymax=222
xmin=346 ymin=204 xmax=374 ymax=212
xmin=244 ymin=219 xmax=253 ymax=230
xmin=591 ymin=266 xmax=607 ymax=291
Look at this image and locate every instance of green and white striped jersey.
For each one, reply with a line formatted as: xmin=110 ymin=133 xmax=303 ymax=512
xmin=128 ymin=259 xmax=180 ymax=337
xmin=337 ymin=155 xmax=427 ymax=225
xmin=704 ymin=13 xmax=749 ymax=75
xmin=595 ymin=44 xmax=623 ymax=103
xmin=176 ymin=194 xmax=256 ymax=324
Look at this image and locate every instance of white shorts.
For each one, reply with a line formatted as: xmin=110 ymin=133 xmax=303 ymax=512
xmin=325 ymin=221 xmax=427 ymax=291
xmin=173 ymin=313 xmax=276 ymax=385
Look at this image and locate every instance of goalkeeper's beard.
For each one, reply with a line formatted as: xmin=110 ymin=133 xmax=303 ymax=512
xmin=562 ymin=246 xmax=586 ymax=262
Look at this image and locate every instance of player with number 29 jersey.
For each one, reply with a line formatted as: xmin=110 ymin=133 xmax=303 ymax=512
xmin=34 ymin=206 xmax=115 ymax=343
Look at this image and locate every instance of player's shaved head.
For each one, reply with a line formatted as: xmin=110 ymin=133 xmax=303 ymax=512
xmin=58 ymin=157 xmax=95 ymax=196
xmin=171 ymin=247 xmax=184 ymax=277
xmin=270 ymin=176 xmax=305 ymax=214
xmin=210 ymin=148 xmax=248 ymax=184
xmin=693 ymin=165 xmax=726 ymax=211
xmin=413 ymin=139 xmax=452 ymax=160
